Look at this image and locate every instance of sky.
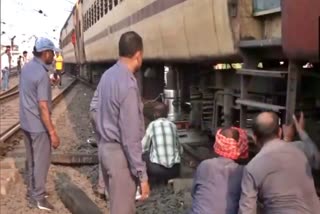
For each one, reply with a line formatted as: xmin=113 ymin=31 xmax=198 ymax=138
xmin=1 ymin=0 xmax=77 ymax=52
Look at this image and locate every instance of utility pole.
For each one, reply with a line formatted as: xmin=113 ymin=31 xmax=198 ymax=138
xmin=11 ymin=36 xmax=16 ymax=51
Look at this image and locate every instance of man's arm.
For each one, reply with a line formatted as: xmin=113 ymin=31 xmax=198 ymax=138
xmin=38 ymin=101 xmax=55 ymax=134
xmin=37 ymin=73 xmax=60 ymax=149
xmin=292 ymin=113 xmax=320 ymax=170
xmin=294 ymin=129 xmax=320 ymax=170
xmin=238 ymin=167 xmax=258 ymax=214
xmin=119 ymin=87 xmax=148 ymax=181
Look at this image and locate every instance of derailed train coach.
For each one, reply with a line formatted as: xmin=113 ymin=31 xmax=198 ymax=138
xmin=60 ymin=0 xmax=320 ymax=142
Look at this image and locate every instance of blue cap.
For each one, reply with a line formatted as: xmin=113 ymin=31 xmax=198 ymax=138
xmin=35 ymin=37 xmax=61 ymax=52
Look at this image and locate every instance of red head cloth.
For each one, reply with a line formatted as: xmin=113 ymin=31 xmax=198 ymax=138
xmin=214 ymin=127 xmax=249 ymax=160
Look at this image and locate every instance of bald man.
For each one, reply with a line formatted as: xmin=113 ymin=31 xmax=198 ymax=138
xmin=239 ymin=111 xmax=320 ymax=214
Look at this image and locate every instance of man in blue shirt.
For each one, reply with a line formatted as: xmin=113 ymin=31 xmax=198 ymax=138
xmin=96 ymin=31 xmax=150 ymax=214
xmin=20 ymin=37 xmax=60 ymax=211
xmin=190 ymin=127 xmax=248 ymax=214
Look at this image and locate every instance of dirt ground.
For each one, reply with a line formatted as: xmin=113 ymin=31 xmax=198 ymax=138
xmin=0 ymin=82 xmax=190 ymax=214
xmin=0 ymin=83 xmax=108 ymax=214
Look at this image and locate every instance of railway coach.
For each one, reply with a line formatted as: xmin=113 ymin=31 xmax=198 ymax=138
xmin=60 ymin=0 xmax=320 ymax=142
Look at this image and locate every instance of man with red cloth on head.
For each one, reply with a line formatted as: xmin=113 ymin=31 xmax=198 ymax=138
xmin=189 ymin=127 xmax=249 ymax=214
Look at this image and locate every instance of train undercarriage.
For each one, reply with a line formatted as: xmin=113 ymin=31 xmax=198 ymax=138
xmin=68 ymin=39 xmax=320 ymax=149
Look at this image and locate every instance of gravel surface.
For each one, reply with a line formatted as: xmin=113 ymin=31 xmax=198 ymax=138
xmin=1 ymin=82 xmax=193 ymax=214
xmin=136 ymin=185 xmax=188 ymax=214
xmin=0 ymin=83 xmax=107 ymax=214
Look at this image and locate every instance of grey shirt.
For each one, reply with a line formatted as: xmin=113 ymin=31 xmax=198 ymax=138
xmin=239 ymin=138 xmax=320 ymax=214
xmin=190 ymin=157 xmax=244 ymax=214
xmin=96 ymin=61 xmax=147 ymax=180
xmin=19 ymin=57 xmax=52 ymax=133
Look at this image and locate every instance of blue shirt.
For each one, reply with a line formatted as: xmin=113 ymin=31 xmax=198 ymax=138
xmin=19 ymin=57 xmax=52 ymax=132
xmin=96 ymin=61 xmax=147 ymax=180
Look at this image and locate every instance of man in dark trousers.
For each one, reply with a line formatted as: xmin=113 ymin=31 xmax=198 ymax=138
xmin=19 ymin=37 xmax=61 ymax=211
xmin=96 ymin=31 xmax=150 ymax=214
xmin=239 ymin=112 xmax=320 ymax=214
xmin=141 ymin=103 xmax=182 ymax=183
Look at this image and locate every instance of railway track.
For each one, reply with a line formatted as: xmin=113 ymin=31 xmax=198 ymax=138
xmin=0 ymin=77 xmax=77 ymax=144
xmin=0 ymin=86 xmax=19 ymax=103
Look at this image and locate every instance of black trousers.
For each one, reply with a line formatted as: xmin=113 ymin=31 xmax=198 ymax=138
xmin=55 ymin=70 xmax=63 ymax=86
xmin=142 ymin=153 xmax=180 ymax=183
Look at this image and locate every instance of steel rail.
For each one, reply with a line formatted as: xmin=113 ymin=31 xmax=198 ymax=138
xmin=0 ymin=79 xmax=77 ymax=143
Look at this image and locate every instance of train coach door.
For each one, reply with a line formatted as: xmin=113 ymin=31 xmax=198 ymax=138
xmin=76 ymin=0 xmax=86 ymax=64
xmin=73 ymin=0 xmax=86 ymax=65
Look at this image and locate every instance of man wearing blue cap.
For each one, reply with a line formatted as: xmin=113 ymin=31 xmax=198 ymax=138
xmin=19 ymin=37 xmax=61 ymax=211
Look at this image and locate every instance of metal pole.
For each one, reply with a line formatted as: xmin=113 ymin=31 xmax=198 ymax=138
xmin=285 ymin=62 xmax=299 ymax=124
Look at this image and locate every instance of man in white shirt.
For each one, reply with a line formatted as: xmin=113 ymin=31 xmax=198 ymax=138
xmin=21 ymin=51 xmax=30 ymax=68
xmin=1 ymin=47 xmax=11 ymax=91
xmin=141 ymin=103 xmax=183 ymax=183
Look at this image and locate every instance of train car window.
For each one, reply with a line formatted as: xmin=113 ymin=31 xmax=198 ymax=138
xmin=94 ymin=2 xmax=97 ymax=24
xmin=90 ymin=6 xmax=94 ymax=26
xmin=87 ymin=10 xmax=90 ymax=29
xmin=97 ymin=0 xmax=101 ymax=21
xmin=87 ymin=11 xmax=89 ymax=30
xmin=86 ymin=13 xmax=89 ymax=31
xmin=94 ymin=4 xmax=96 ymax=24
xmin=103 ymin=0 xmax=108 ymax=14
xmin=100 ymin=0 xmax=104 ymax=18
xmin=87 ymin=9 xmax=90 ymax=28
xmin=108 ymin=0 xmax=113 ymax=11
xmin=114 ymin=0 xmax=118 ymax=6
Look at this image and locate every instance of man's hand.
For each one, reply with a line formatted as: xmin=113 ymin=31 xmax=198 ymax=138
xmin=293 ymin=112 xmax=305 ymax=132
xmin=282 ymin=123 xmax=295 ymax=142
xmin=139 ymin=180 xmax=150 ymax=201
xmin=50 ymin=131 xmax=60 ymax=149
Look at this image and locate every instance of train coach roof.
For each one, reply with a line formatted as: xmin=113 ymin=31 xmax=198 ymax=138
xmin=60 ymin=4 xmax=77 ymax=36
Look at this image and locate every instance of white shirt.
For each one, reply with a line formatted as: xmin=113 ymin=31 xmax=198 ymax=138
xmin=142 ymin=118 xmax=183 ymax=168
xmin=1 ymin=53 xmax=10 ymax=70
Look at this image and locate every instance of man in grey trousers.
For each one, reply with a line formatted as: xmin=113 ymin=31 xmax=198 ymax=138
xmin=19 ymin=37 xmax=61 ymax=211
xmin=96 ymin=31 xmax=150 ymax=214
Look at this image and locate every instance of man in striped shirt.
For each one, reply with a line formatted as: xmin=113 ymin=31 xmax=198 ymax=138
xmin=141 ymin=103 xmax=183 ymax=183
